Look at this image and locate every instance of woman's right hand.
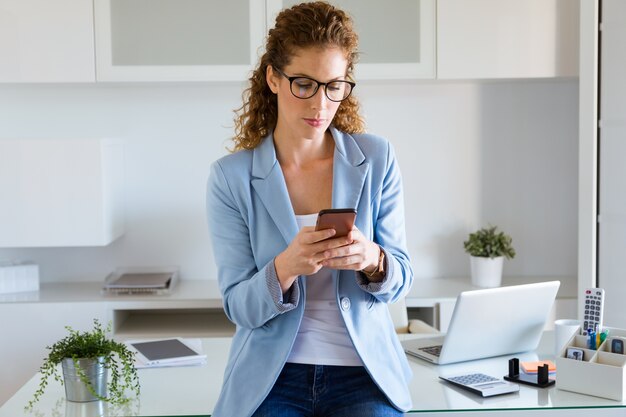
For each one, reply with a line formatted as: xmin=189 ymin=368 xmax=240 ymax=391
xmin=274 ymin=226 xmax=353 ymax=293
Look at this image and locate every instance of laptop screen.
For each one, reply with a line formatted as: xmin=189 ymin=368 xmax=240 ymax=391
xmin=404 ymin=281 xmax=560 ymax=364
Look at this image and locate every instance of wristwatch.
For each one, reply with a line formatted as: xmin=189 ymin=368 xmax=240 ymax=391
xmin=362 ymin=246 xmax=385 ymax=279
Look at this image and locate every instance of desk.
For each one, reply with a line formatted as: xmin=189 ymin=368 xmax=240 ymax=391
xmin=0 ymin=277 xmax=577 ymax=407
xmin=1 ymin=332 xmax=625 ymax=417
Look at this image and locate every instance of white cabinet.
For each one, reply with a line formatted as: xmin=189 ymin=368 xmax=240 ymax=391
xmin=93 ymin=0 xmax=266 ymax=82
xmin=0 ymin=0 xmax=95 ymax=83
xmin=0 ymin=139 xmax=125 ymax=248
xmin=437 ymin=0 xmax=579 ymax=79
xmin=266 ymin=0 xmax=436 ymax=80
xmin=1 ymin=0 xmax=577 ymax=83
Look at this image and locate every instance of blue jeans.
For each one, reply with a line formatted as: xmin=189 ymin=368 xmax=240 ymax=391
xmin=251 ymin=363 xmax=404 ymax=417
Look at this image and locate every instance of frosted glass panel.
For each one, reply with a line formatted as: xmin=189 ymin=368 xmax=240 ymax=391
xmin=282 ymin=0 xmax=420 ymax=64
xmin=110 ymin=0 xmax=250 ymax=66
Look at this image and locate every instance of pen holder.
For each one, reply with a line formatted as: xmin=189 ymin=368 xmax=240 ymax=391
xmin=556 ymin=327 xmax=626 ymax=400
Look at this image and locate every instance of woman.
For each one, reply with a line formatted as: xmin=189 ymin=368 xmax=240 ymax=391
xmin=207 ymin=2 xmax=413 ymax=416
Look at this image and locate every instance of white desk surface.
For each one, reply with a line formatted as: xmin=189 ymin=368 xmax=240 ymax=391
xmin=1 ymin=332 xmax=624 ymax=417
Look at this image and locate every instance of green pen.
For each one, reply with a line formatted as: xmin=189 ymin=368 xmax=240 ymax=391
xmin=601 ymin=329 xmax=609 ymax=344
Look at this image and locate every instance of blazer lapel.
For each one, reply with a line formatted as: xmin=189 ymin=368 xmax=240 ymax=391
xmin=250 ymin=129 xmax=369 ymax=245
xmin=330 ymin=128 xmax=369 ymax=210
xmin=251 ymin=134 xmax=300 ymax=245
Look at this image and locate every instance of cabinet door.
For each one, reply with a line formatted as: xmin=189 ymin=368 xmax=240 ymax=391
xmin=0 ymin=139 xmax=125 ymax=247
xmin=266 ymin=0 xmax=435 ymax=80
xmin=94 ymin=0 xmax=265 ymax=82
xmin=437 ymin=0 xmax=579 ymax=79
xmin=0 ymin=0 xmax=95 ymax=82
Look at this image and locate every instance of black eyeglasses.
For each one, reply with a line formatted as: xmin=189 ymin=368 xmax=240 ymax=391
xmin=273 ymin=68 xmax=355 ymax=102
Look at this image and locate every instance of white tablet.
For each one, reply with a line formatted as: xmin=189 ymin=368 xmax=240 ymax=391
xmin=128 ymin=338 xmax=206 ymax=366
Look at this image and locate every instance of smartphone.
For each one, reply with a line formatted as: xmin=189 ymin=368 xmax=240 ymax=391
xmin=315 ymin=208 xmax=357 ymax=238
xmin=612 ymin=339 xmax=625 ymax=354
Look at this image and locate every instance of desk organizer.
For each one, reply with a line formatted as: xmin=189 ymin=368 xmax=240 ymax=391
xmin=556 ymin=327 xmax=626 ymax=401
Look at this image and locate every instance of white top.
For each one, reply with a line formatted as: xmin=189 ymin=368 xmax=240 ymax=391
xmin=287 ymin=214 xmax=363 ymax=366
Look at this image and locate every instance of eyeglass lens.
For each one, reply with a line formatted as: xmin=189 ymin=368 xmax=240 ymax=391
xmin=291 ymin=78 xmax=352 ymax=101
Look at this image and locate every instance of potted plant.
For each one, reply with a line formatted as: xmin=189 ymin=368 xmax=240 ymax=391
xmin=463 ymin=225 xmax=516 ymax=287
xmin=26 ymin=319 xmax=140 ymax=410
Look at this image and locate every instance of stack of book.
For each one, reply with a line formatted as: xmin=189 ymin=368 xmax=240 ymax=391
xmin=102 ymin=267 xmax=178 ymax=295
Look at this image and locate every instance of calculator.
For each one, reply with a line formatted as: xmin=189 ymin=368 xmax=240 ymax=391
xmin=439 ymin=373 xmax=520 ymax=397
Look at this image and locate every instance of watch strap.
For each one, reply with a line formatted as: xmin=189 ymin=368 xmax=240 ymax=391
xmin=363 ymin=246 xmax=385 ymax=278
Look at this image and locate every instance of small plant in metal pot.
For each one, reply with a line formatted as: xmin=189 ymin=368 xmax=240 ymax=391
xmin=463 ymin=225 xmax=516 ymax=287
xmin=26 ymin=319 xmax=139 ymax=410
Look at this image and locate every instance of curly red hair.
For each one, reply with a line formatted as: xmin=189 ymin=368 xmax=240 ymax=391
xmin=231 ymin=1 xmax=365 ymax=151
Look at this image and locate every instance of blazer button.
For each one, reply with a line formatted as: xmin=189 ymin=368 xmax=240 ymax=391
xmin=340 ymin=297 xmax=351 ymax=311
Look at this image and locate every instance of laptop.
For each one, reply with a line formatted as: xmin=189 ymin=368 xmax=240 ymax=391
xmin=402 ymin=281 xmax=560 ymax=365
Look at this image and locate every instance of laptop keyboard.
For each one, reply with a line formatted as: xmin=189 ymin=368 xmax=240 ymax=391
xmin=419 ymin=345 xmax=443 ymax=357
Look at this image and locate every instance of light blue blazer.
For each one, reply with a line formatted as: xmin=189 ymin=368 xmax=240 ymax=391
xmin=206 ymin=127 xmax=414 ymax=417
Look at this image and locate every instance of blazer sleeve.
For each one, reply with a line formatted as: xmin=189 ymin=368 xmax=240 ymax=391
xmin=206 ymin=161 xmax=299 ymax=329
xmin=357 ymin=141 xmax=413 ymax=303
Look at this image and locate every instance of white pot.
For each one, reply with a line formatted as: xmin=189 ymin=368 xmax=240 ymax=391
xmin=470 ymin=256 xmax=504 ymax=288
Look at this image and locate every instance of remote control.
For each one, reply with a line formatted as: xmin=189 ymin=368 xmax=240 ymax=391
xmin=582 ymin=288 xmax=605 ymax=336
xmin=439 ymin=373 xmax=519 ymax=397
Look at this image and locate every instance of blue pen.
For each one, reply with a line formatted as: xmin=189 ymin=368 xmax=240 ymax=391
xmin=588 ymin=328 xmax=596 ymax=350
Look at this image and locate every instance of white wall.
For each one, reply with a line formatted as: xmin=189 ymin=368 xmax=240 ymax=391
xmin=0 ymin=79 xmax=578 ymax=283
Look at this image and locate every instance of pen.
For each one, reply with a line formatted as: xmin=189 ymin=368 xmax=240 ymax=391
xmin=588 ymin=328 xmax=596 ymax=350
xmin=600 ymin=329 xmax=609 ymax=344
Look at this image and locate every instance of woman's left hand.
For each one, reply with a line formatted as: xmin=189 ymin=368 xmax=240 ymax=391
xmin=320 ymin=227 xmax=381 ymax=276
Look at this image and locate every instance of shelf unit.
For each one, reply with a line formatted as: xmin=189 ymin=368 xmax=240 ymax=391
xmin=0 ymin=276 xmax=577 ymax=338
xmin=113 ymin=308 xmax=234 ymax=339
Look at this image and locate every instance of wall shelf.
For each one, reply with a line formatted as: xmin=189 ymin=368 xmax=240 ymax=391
xmin=113 ymin=308 xmax=234 ymax=339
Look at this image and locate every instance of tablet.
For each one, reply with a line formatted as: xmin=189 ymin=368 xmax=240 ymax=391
xmin=128 ymin=338 xmax=206 ymax=366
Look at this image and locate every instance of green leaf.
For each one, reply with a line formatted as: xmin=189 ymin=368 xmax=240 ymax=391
xmin=463 ymin=225 xmax=516 ymax=259
xmin=25 ymin=319 xmax=140 ymax=410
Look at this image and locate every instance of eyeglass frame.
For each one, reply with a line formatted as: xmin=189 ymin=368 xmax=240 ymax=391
xmin=272 ymin=67 xmax=356 ymax=102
